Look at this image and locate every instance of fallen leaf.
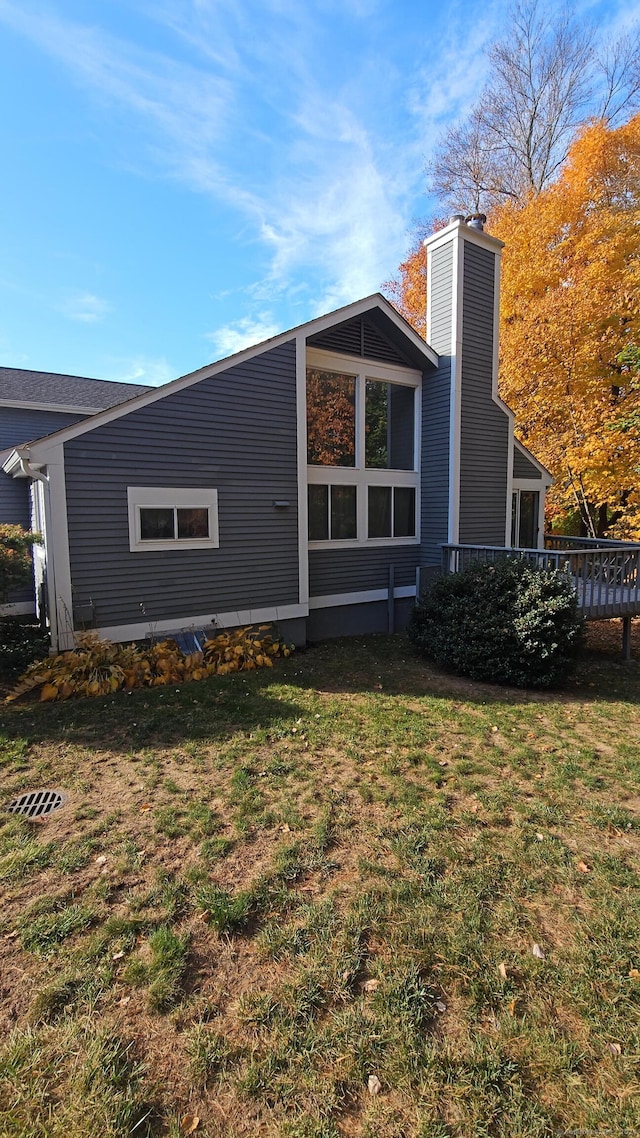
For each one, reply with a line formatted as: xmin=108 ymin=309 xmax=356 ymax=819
xmin=367 ymin=1075 xmax=382 ymax=1096
xmin=181 ymin=1116 xmax=200 ymax=1134
xmin=508 ymin=998 xmax=517 ymax=1016
xmin=576 ymin=861 xmax=591 ymax=873
xmin=438 ymin=759 xmax=449 ymax=767
xmin=535 ymin=833 xmax=545 ymax=841
xmin=139 ymin=803 xmax=152 ymax=812
xmin=532 ymin=943 xmax=546 ymax=960
xmin=362 ymin=979 xmax=380 ymax=993
xmin=606 ymin=1041 xmax=622 ymax=1056
xmin=117 ymin=996 xmax=131 ymax=1007
xmin=112 ymin=950 xmax=125 ymax=961
xmin=95 ymin=855 xmax=107 ymax=866
xmin=491 ymin=726 xmax=499 ymax=733
xmin=435 ymin=999 xmax=447 ymax=1013
xmin=498 ymin=962 xmax=508 ymax=980
xmin=628 ymin=968 xmax=640 ymax=981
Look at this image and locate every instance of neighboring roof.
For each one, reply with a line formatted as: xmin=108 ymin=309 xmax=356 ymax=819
xmin=2 ymin=294 xmax=439 ymax=464
xmin=0 ymin=367 xmax=152 ymax=413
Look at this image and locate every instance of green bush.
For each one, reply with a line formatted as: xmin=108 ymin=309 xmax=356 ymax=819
xmin=0 ymin=618 xmax=49 ymax=679
xmin=0 ymin=524 xmax=39 ymax=604
xmin=408 ymin=558 xmax=584 ymax=688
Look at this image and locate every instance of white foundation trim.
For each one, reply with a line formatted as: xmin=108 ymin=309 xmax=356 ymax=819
xmin=0 ymin=601 xmax=35 ymax=616
xmin=309 ymin=585 xmax=416 ymax=610
xmin=87 ymin=603 xmax=309 ymax=646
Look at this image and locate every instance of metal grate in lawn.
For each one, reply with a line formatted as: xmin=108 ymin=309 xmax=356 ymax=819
xmin=6 ymin=789 xmax=66 ymax=820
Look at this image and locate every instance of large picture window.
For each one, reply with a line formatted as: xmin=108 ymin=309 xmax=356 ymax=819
xmin=128 ymin=487 xmax=219 ymax=552
xmin=306 ymin=351 xmax=420 ymax=546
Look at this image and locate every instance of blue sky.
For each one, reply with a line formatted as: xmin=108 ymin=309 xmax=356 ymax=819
xmin=0 ymin=0 xmax=637 ymax=386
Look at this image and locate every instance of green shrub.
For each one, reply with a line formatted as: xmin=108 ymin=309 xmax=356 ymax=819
xmin=0 ymin=524 xmax=39 ymax=603
xmin=0 ymin=618 xmax=49 ymax=678
xmin=408 ymin=558 xmax=583 ymax=688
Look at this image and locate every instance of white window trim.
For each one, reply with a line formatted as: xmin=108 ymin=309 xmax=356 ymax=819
xmin=306 ymin=349 xmax=421 ymax=548
xmin=127 ymin=487 xmax=219 ymax=552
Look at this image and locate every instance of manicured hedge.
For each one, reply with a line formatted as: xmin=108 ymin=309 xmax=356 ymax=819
xmin=408 ymin=558 xmax=584 ymax=688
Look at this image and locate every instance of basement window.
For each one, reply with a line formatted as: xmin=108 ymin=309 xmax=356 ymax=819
xmin=128 ymin=487 xmax=219 ymax=552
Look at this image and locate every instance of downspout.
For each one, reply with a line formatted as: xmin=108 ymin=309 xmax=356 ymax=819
xmin=16 ymin=455 xmax=59 ymax=653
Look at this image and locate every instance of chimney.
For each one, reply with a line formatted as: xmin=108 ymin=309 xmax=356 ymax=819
xmin=421 ymin=216 xmax=512 ymax=550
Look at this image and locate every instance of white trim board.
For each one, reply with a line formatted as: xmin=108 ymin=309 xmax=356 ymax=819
xmin=0 ymin=601 xmax=35 ymax=616
xmin=88 ymin=602 xmax=309 ymax=645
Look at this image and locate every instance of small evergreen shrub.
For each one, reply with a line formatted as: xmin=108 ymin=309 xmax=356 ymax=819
xmin=408 ymin=558 xmax=584 ymax=688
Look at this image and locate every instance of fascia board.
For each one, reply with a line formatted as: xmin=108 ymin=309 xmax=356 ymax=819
xmin=17 ymin=297 xmax=439 ymax=460
xmin=0 ymin=399 xmax=104 ymax=415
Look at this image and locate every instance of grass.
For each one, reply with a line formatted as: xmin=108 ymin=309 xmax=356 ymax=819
xmin=0 ymin=623 xmax=639 ymax=1136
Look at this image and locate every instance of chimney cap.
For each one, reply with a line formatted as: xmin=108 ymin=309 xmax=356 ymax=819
xmin=449 ymin=213 xmax=466 ymax=224
xmin=464 ymin=213 xmax=487 ymax=231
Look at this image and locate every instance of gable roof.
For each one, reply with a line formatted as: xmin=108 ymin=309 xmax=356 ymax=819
xmin=0 ymin=366 xmax=152 ymax=414
xmin=2 ymin=295 xmax=438 ymax=466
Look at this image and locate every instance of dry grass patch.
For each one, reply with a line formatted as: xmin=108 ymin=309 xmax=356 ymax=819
xmin=0 ymin=621 xmax=639 ymax=1136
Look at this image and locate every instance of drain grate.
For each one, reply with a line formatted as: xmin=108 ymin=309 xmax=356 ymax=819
xmin=6 ymin=789 xmax=65 ymax=820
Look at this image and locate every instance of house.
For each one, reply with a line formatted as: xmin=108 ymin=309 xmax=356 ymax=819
xmin=2 ymin=216 xmax=551 ymax=651
xmin=0 ymin=368 xmax=151 ymax=614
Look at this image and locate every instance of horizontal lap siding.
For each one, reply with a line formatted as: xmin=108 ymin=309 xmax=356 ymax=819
xmin=0 ymin=407 xmax=86 ymax=528
xmin=459 ymin=244 xmax=509 ymax=545
xmin=421 ymin=244 xmax=452 ymax=566
xmin=64 ymin=342 xmax=299 ymax=628
xmin=513 ymin=448 xmax=543 ymax=479
xmin=309 ymin=545 xmax=419 ymax=597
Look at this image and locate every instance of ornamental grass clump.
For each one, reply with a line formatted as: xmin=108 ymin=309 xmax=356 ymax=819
xmin=408 ymin=558 xmax=584 ymax=688
xmin=7 ymin=626 xmax=292 ymax=703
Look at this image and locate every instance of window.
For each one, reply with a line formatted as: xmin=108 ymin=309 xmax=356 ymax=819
xmin=365 ymin=380 xmax=415 ymax=470
xmin=307 ymin=369 xmax=356 ymax=467
xmin=368 ymin=486 xmax=416 ymax=538
xmin=308 ymin=484 xmax=357 ymax=541
xmin=128 ymin=487 xmax=219 ymax=552
xmin=306 ymin=352 xmax=420 ymax=545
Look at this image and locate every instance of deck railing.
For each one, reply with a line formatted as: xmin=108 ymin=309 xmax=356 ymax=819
xmin=441 ymin=541 xmax=640 ymax=619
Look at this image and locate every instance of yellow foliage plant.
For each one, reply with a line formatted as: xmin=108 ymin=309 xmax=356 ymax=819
xmin=6 ymin=627 xmax=292 ymax=703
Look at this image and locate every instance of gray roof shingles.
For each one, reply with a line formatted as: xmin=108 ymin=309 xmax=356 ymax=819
xmin=0 ymin=366 xmax=153 ymax=410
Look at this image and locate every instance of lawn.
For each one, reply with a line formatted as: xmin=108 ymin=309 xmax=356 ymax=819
xmin=0 ymin=624 xmax=639 ymax=1138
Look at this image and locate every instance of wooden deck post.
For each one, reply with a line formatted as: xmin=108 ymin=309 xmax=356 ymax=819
xmin=622 ymin=616 xmax=632 ymax=661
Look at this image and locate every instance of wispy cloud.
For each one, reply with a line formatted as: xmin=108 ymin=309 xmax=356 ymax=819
xmin=205 ymin=314 xmax=281 ymax=357
xmin=0 ymin=0 xmax=520 ymax=323
xmin=103 ymin=355 xmax=175 ymax=386
xmin=59 ymin=292 xmax=111 ymax=323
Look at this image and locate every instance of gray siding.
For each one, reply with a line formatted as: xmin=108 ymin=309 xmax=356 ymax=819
xmin=513 ymin=446 xmax=543 ymax=479
xmin=0 ymin=407 xmax=86 ymax=528
xmin=421 ymin=243 xmax=452 ymax=566
xmin=458 ymin=243 xmax=510 ymax=545
xmin=309 ymin=545 xmax=419 ymax=597
xmin=63 ymin=341 xmax=300 ymax=629
xmin=307 ymin=315 xmax=415 ymax=367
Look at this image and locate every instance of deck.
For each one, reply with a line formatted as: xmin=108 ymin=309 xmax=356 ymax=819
xmin=441 ymin=536 xmax=640 ymax=657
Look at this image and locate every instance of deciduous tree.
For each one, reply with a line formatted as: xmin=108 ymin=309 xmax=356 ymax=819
xmin=430 ymin=0 xmax=640 ymax=213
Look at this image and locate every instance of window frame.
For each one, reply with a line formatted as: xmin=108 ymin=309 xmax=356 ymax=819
xmin=306 ymin=349 xmax=421 ymax=549
xmin=127 ymin=487 xmax=219 ymax=552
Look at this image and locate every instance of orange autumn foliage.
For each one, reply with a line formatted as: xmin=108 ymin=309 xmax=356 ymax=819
xmin=389 ymin=116 xmax=640 ymax=538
